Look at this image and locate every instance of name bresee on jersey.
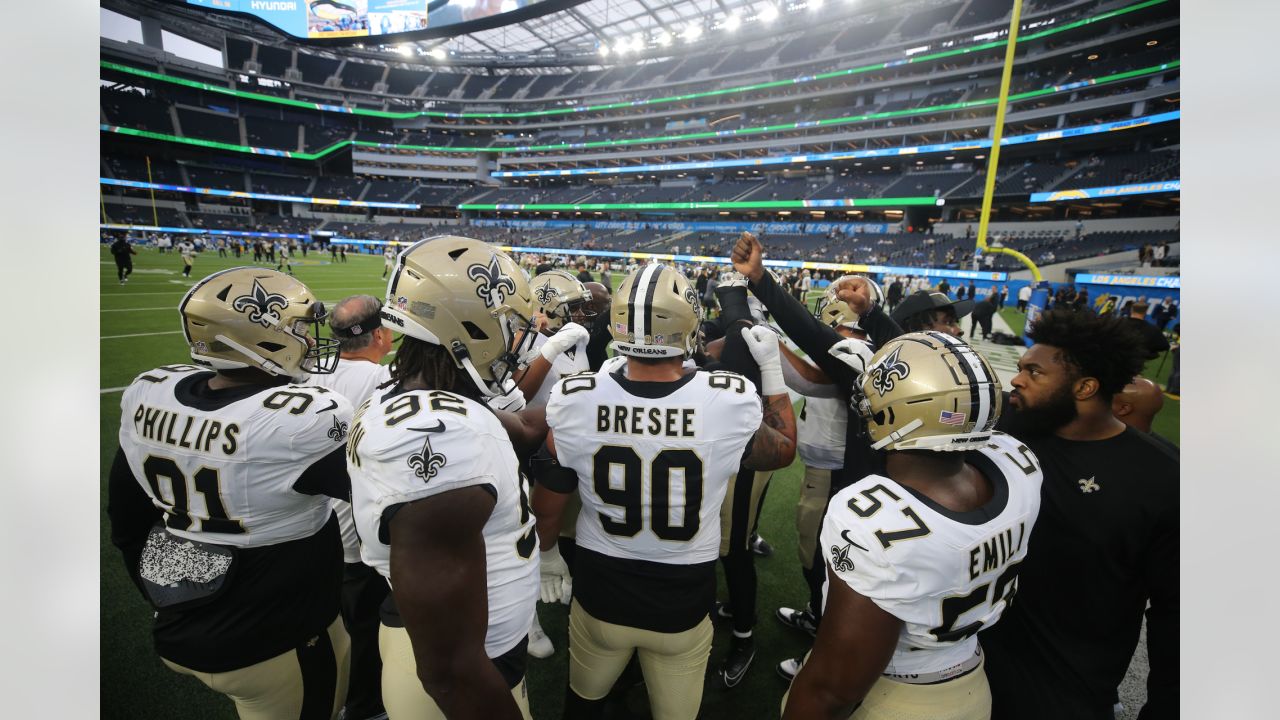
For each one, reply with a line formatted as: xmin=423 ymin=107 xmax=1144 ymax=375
xmin=822 ymin=432 xmax=1043 ymax=677
xmin=119 ymin=365 xmax=353 ymax=548
xmin=348 ymin=388 xmax=539 ymax=659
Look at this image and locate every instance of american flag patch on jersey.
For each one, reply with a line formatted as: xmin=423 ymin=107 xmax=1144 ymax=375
xmin=939 ymin=410 xmax=967 ymax=425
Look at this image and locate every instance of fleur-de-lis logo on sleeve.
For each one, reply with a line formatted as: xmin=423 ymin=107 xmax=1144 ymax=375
xmin=406 ymin=421 xmax=448 ymax=482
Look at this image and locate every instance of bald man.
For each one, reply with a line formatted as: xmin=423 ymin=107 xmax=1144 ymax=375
xmin=1111 ymin=377 xmax=1164 ymax=433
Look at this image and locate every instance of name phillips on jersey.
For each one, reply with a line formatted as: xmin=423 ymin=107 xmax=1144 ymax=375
xmin=133 ymin=403 xmax=240 ymax=455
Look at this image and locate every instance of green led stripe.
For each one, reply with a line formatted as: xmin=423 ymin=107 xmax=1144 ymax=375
xmin=103 ymin=125 xmax=353 ymax=159
xmin=103 ymin=61 xmax=1177 ymax=159
xmin=457 ymin=198 xmax=939 ymax=211
xmin=100 ymin=0 xmax=1168 ymax=121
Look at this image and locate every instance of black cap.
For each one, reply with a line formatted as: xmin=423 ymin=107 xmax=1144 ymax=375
xmin=890 ymin=291 xmax=974 ymax=326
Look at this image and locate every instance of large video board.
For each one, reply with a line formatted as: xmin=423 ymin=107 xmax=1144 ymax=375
xmin=180 ymin=0 xmax=572 ymax=41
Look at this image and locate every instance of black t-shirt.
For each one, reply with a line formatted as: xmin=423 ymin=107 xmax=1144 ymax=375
xmin=111 ymin=239 xmax=131 ymax=260
xmin=980 ymin=426 xmax=1178 ymax=720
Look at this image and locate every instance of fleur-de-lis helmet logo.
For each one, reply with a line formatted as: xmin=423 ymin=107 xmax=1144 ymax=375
xmin=467 ymin=256 xmax=518 ymax=309
xmin=407 ymin=422 xmax=448 ymax=481
xmin=534 ymin=284 xmax=560 ymax=306
xmin=232 ymin=279 xmax=289 ymax=327
xmin=868 ymin=345 xmax=911 ymax=397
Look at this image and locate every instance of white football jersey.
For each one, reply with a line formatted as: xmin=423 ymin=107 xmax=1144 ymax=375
xmin=796 ymin=358 xmax=848 ymax=470
xmin=821 ymin=432 xmax=1042 ymax=676
xmin=307 ymin=359 xmax=393 ymax=564
xmin=348 ymin=388 xmax=538 ymax=658
xmin=118 ymin=365 xmax=353 ymax=547
xmin=526 ymin=331 xmax=590 ymax=408
xmin=546 ymin=366 xmax=762 ymax=565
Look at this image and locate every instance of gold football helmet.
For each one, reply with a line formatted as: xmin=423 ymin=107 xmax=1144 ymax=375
xmin=609 ymin=263 xmax=702 ymax=358
xmin=530 ymin=269 xmax=593 ymax=332
xmin=180 ymin=267 xmax=339 ymax=381
xmin=382 ymin=236 xmax=535 ymax=395
xmin=815 ymin=279 xmax=864 ymax=330
xmin=857 ymin=331 xmax=1001 ymax=451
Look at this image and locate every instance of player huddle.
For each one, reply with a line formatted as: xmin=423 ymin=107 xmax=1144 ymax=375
xmin=108 ymin=231 xmax=1175 ymax=720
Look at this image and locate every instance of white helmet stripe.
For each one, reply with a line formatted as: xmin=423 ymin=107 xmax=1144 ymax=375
xmin=933 ymin=332 xmax=995 ymax=432
xmin=629 ymin=263 xmax=662 ymax=346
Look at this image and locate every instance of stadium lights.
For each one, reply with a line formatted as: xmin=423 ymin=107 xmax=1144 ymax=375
xmin=599 ymin=44 xmax=610 ymax=56
xmin=429 ymin=47 xmax=447 ymax=60
xmin=683 ymin=24 xmax=703 ymax=42
xmin=724 ymin=13 xmax=741 ymax=31
xmin=656 ymin=30 xmax=671 ymax=46
xmin=761 ymin=5 xmax=779 ymax=23
xmin=810 ymin=0 xmax=824 ymax=8
xmin=396 ymin=45 xmax=413 ymax=56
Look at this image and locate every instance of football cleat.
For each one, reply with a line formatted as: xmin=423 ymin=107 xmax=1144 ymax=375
xmin=777 ymin=656 xmax=803 ymax=683
xmin=750 ymin=533 xmax=774 ymax=558
xmin=717 ymin=635 xmax=756 ymax=689
xmin=712 ymin=601 xmax=734 ymax=626
xmin=528 ymin=617 xmax=554 ymax=659
xmin=775 ymin=606 xmax=819 ymax=637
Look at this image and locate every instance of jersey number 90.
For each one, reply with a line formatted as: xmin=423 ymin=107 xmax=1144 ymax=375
xmin=592 ymin=445 xmax=704 ymax=542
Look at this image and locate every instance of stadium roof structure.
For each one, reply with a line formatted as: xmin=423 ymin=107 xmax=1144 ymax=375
xmin=109 ymin=0 xmax=916 ymax=67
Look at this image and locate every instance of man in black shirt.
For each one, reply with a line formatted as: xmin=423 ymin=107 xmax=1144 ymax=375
xmin=1125 ymin=302 xmax=1171 ymax=359
xmin=982 ymin=310 xmax=1178 ymax=720
xmin=110 ymin=234 xmax=137 ymax=284
xmin=886 ymin=277 xmax=903 ymax=312
xmin=970 ymin=292 xmax=998 ymax=340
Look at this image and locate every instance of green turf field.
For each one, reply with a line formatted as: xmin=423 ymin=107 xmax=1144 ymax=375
xmin=100 ymin=248 xmax=1178 ymax=718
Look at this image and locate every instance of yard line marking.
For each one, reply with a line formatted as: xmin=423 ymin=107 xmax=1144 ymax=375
xmin=101 ymin=331 xmax=184 ymax=340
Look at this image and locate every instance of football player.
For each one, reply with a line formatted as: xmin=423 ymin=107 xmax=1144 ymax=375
xmin=534 ymin=262 xmax=797 ymax=720
xmin=774 ymin=288 xmax=867 ymax=681
xmin=306 ymin=295 xmax=395 ymax=720
xmin=108 ymin=267 xmax=352 ymax=720
xmin=783 ymin=332 xmax=1043 ymax=720
xmin=513 ymin=269 xmax=593 ymax=658
xmin=517 ymin=269 xmax=594 ymax=408
xmin=348 ymin=237 xmax=541 ymax=720
xmin=382 ymin=245 xmax=396 ymax=278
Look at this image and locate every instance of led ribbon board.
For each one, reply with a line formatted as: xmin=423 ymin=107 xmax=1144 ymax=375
xmin=100 ymin=177 xmax=421 ymax=209
xmin=1030 ymin=180 xmax=1180 ymax=202
xmin=1073 ymin=273 xmax=1180 ymax=288
xmin=492 ymin=246 xmax=1008 ymax=281
xmin=101 ymin=223 xmax=309 ymax=238
xmin=458 ymin=197 xmax=942 ymax=211
xmin=487 ymin=111 xmax=1182 ymax=179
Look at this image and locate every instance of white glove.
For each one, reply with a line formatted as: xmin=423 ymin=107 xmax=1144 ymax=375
xmin=740 ymin=325 xmax=786 ymax=396
xmin=540 ymin=322 xmax=590 ymax=363
xmin=828 ymin=338 xmax=875 ymax=378
xmin=539 ymin=544 xmax=571 ymax=604
xmin=484 ymin=378 xmax=526 ymax=412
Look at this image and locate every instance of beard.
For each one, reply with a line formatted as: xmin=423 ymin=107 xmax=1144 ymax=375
xmin=1004 ymin=382 xmax=1079 ymax=438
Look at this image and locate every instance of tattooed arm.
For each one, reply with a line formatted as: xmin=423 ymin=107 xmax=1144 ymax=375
xmin=743 ymin=392 xmax=797 ymax=471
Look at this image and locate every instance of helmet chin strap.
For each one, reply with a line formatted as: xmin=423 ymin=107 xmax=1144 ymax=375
xmin=215 ymin=334 xmax=292 ymax=378
xmin=870 ymin=418 xmax=924 ymax=451
xmin=458 ymin=355 xmax=500 ymax=398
